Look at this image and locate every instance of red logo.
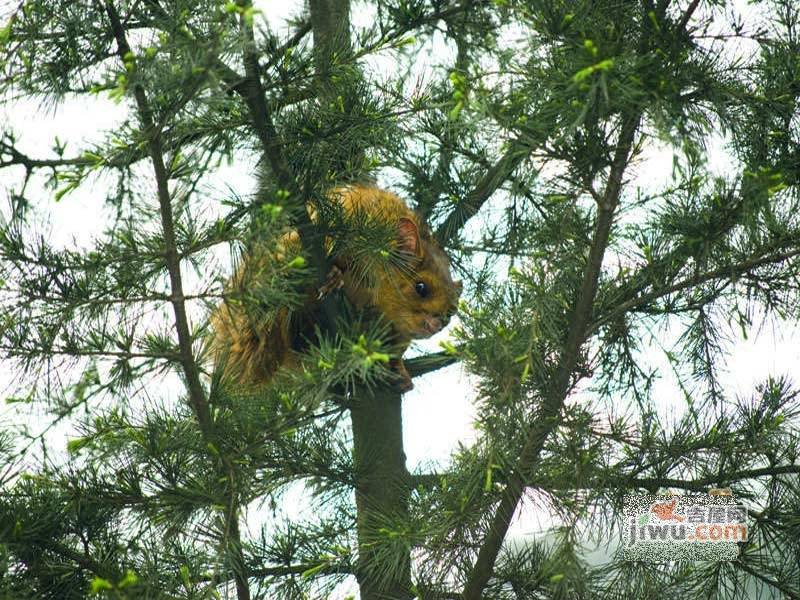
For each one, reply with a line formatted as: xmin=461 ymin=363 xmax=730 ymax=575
xmin=650 ymin=498 xmax=685 ymax=522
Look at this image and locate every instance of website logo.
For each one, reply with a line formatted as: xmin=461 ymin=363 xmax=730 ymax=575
xmin=623 ymin=491 xmax=748 ymax=561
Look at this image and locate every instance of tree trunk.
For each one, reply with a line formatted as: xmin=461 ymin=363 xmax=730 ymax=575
xmin=350 ymin=386 xmax=413 ymax=600
xmin=307 ymin=1 xmax=413 ymax=596
xmin=309 ymin=0 xmax=352 ymax=86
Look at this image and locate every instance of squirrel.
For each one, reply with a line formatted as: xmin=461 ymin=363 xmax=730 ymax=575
xmin=209 ymin=185 xmax=462 ymax=391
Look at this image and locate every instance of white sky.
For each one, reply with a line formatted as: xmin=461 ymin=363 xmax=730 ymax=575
xmin=1 ymin=0 xmax=798 ymax=597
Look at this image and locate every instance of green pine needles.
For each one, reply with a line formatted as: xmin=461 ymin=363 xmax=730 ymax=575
xmin=1 ymin=0 xmax=800 ymax=598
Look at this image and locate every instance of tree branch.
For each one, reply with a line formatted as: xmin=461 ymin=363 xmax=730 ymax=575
xmin=102 ymin=3 xmax=250 ymax=599
xmin=628 ymin=464 xmax=800 ymax=493
xmin=203 ymin=561 xmax=351 ymax=584
xmin=405 ymin=350 xmax=459 ymax=378
xmin=101 ymin=0 xmax=210 ymax=433
xmin=460 ymin=114 xmax=641 ymax=600
xmin=38 ymin=538 xmax=112 ymax=579
xmin=590 ymin=244 xmax=800 ymax=336
xmin=435 ymin=143 xmax=530 ymax=244
xmin=735 ymin=558 xmax=800 ymax=600
xmin=0 ymin=140 xmax=87 ymax=170
xmin=413 ymin=465 xmax=800 ymax=495
xmin=677 ymin=0 xmax=702 ymax=33
xmin=262 ymin=21 xmax=312 ymax=72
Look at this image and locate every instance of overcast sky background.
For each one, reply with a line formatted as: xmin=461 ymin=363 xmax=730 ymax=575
xmin=1 ymin=0 xmax=798 ymax=597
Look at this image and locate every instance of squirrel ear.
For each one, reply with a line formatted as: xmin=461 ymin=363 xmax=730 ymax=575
xmin=397 ymin=217 xmax=421 ymax=256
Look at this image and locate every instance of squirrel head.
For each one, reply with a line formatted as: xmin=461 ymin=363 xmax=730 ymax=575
xmin=360 ymin=216 xmax=462 ymax=342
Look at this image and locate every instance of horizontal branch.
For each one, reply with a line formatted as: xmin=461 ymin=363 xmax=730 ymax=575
xmin=411 ymin=464 xmax=800 ymax=494
xmin=435 ymin=143 xmax=530 ymax=244
xmin=9 ymin=536 xmax=113 ymax=581
xmin=629 ymin=464 xmax=800 ymax=493
xmin=405 ymin=351 xmax=459 ymax=378
xmin=735 ymin=558 xmax=800 ymax=600
xmin=9 ymin=534 xmax=349 ymax=593
xmin=0 ymin=141 xmax=88 ymax=170
xmin=0 ymin=345 xmax=178 ymax=361
xmin=250 ymin=562 xmax=350 ymax=578
xmin=1 ymin=116 xmax=249 ymax=175
xmin=590 ymin=244 xmax=800 ymax=336
xmin=198 ymin=561 xmax=351 ymax=591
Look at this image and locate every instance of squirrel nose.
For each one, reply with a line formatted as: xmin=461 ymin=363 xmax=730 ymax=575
xmin=424 ymin=316 xmax=443 ymax=334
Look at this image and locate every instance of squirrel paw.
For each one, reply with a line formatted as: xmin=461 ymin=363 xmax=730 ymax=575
xmin=395 ymin=375 xmax=414 ymax=392
xmin=390 ymin=358 xmax=414 ymax=392
xmin=316 ymin=265 xmax=345 ymax=300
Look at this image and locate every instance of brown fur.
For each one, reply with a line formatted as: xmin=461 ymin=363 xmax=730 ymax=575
xmin=209 ymin=185 xmax=461 ymax=389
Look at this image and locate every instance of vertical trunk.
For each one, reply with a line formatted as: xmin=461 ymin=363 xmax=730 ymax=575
xmin=350 ymin=386 xmax=413 ymax=600
xmin=460 ymin=115 xmax=641 ymax=600
xmin=309 ymin=0 xmax=352 ymax=85
xmin=104 ymin=3 xmax=252 ymax=599
xmin=306 ymin=0 xmax=413 ymax=596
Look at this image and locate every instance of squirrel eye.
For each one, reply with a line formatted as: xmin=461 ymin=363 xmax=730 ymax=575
xmin=414 ymin=281 xmax=429 ymax=298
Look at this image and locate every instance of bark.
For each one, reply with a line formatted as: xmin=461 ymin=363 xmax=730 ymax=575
xmin=460 ymin=114 xmax=641 ymax=599
xmin=309 ymin=0 xmax=352 ymax=89
xmin=104 ymin=3 xmax=252 ymax=598
xmin=308 ymin=0 xmax=414 ymax=597
xmin=350 ymin=387 xmax=414 ymax=600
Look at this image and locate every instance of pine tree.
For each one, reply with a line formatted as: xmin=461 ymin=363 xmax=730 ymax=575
xmin=1 ymin=0 xmax=800 ymax=598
